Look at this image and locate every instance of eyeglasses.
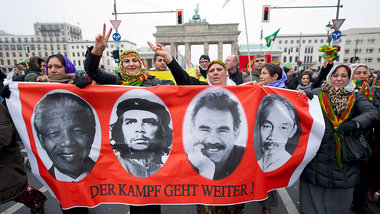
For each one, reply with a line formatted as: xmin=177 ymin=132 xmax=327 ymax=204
xmin=254 ymin=59 xmax=265 ymax=63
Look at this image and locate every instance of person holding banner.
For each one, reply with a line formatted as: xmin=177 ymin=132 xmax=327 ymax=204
xmin=84 ymin=25 xmax=162 ymax=87
xmin=84 ymin=24 xmax=162 ymax=214
xmin=300 ymin=64 xmax=379 ymax=214
xmin=110 ymin=98 xmax=172 ymax=178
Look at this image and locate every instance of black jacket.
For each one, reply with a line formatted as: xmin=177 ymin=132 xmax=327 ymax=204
xmin=301 ymin=89 xmax=379 ymax=188
xmin=229 ymin=68 xmax=246 ymax=85
xmin=167 ymin=58 xmax=208 ymax=85
xmin=84 ymin=47 xmax=161 ymax=86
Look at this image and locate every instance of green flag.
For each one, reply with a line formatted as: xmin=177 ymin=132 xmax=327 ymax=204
xmin=265 ymin=28 xmax=280 ymax=47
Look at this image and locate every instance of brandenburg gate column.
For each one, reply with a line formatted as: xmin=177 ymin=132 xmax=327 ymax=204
xmin=203 ymin=42 xmax=209 ymax=55
xmin=170 ymin=42 xmax=178 ymax=59
xmin=232 ymin=41 xmax=239 ymax=55
xmin=185 ymin=42 xmax=191 ymax=66
xmin=217 ymin=41 xmax=223 ymax=60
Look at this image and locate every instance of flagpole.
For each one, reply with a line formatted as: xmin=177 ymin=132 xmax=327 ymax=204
xmin=241 ymin=0 xmax=253 ymax=82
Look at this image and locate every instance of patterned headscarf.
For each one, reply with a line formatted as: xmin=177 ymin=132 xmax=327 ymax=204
xmin=118 ymin=49 xmax=150 ymax=86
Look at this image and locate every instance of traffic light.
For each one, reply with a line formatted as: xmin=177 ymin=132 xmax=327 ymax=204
xmin=112 ymin=50 xmax=120 ymax=63
xmin=262 ymin=5 xmax=270 ymax=23
xmin=176 ymin=9 xmax=183 ymax=25
xmin=297 ymin=61 xmax=302 ymax=67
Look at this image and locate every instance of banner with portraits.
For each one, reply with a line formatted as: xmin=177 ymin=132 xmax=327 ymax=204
xmin=7 ymin=82 xmax=324 ymax=209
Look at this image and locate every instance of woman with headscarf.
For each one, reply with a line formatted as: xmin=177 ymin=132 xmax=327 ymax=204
xmin=300 ymin=64 xmax=379 ymax=214
xmin=350 ymin=63 xmax=380 ymax=214
xmin=45 ymin=53 xmax=77 ymax=83
xmin=84 ymin=26 xmax=161 ymax=87
xmin=296 ymin=72 xmax=312 ymax=92
xmin=84 ymin=24 xmax=162 ymax=214
xmin=259 ymin=63 xmax=287 ymax=88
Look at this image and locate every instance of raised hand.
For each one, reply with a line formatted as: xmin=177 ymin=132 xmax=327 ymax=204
xmin=147 ymin=42 xmax=173 ymax=64
xmin=360 ymin=81 xmax=368 ymax=96
xmin=92 ymin=24 xmax=112 ymax=56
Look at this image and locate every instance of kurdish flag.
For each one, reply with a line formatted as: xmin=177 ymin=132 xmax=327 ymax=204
xmin=265 ymin=28 xmax=280 ymax=47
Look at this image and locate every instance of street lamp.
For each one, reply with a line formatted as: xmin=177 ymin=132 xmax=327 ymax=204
xmin=325 ymin=21 xmax=334 ymax=46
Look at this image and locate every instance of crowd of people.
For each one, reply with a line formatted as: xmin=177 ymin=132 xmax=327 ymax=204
xmin=0 ymin=23 xmax=380 ymax=214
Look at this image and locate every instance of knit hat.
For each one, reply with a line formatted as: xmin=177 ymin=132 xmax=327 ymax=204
xmin=199 ymin=55 xmax=210 ymax=62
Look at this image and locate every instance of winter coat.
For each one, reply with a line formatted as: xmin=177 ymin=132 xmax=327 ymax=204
xmin=301 ymin=88 xmax=379 ymax=188
xmin=0 ymin=102 xmax=27 ymax=204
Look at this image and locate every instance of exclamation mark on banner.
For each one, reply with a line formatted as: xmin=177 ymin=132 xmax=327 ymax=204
xmin=251 ymin=182 xmax=254 ymax=194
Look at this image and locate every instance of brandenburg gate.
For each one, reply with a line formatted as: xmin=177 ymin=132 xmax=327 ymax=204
xmin=153 ymin=8 xmax=240 ymax=65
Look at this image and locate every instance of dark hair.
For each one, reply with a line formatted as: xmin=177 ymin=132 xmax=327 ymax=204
xmin=29 ymin=56 xmax=43 ymax=67
xmin=332 ymin=64 xmax=351 ymax=77
xmin=253 ymin=54 xmax=266 ymax=61
xmin=110 ymin=98 xmax=172 ymax=157
xmin=34 ymin=93 xmax=96 ymax=140
xmin=18 ymin=62 xmax=27 ymax=69
xmin=191 ymin=91 xmax=241 ymax=132
xmin=153 ymin=54 xmax=159 ymax=62
xmin=263 ymin=63 xmax=282 ymax=80
xmin=253 ymin=94 xmax=302 ymax=160
xmin=13 ymin=65 xmax=23 ymax=70
xmin=299 ymin=72 xmax=311 ymax=85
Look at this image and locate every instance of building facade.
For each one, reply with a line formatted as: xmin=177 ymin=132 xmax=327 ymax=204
xmin=0 ymin=22 xmax=136 ymax=73
xmin=272 ymin=28 xmax=380 ymax=70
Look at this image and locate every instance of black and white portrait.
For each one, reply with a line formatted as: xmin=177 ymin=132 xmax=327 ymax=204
xmin=254 ymin=94 xmax=302 ymax=172
xmin=32 ymin=91 xmax=101 ymax=182
xmin=110 ymin=89 xmax=172 ymax=178
xmin=183 ymin=88 xmax=247 ymax=180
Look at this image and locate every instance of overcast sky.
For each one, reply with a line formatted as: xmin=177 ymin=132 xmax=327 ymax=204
xmin=1 ymin=0 xmax=379 ymax=64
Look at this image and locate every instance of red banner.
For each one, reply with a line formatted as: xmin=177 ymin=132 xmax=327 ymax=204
xmin=7 ymin=82 xmax=324 ymax=209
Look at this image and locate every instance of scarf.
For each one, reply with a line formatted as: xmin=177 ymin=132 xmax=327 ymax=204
xmin=319 ymin=81 xmax=356 ymax=167
xmin=297 ymin=82 xmax=312 ymax=91
xmin=118 ymin=49 xmax=150 ymax=86
xmin=353 ymin=79 xmax=374 ymax=101
xmin=47 ymin=74 xmax=75 ymax=84
xmin=268 ymin=67 xmax=287 ymax=88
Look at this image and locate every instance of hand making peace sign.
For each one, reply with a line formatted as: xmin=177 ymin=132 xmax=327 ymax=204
xmin=91 ymin=24 xmax=113 ymax=56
